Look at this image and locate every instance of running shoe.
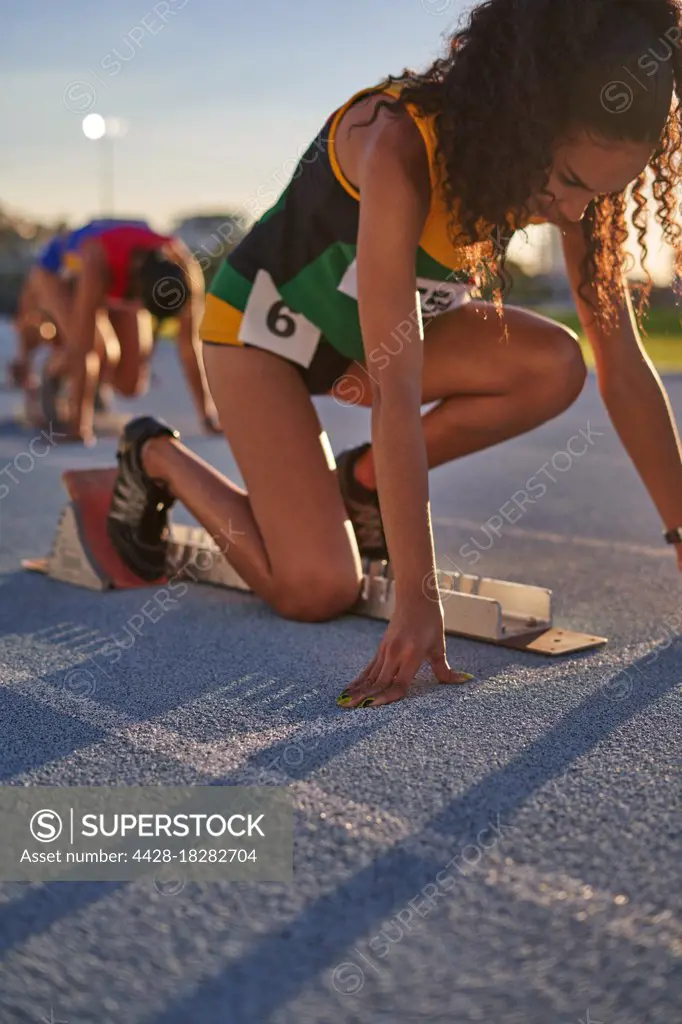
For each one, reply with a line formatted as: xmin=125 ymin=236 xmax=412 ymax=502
xmin=107 ymin=416 xmax=180 ymax=581
xmin=336 ymin=443 xmax=388 ymax=561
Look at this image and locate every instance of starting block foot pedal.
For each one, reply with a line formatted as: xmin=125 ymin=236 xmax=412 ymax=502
xmin=500 ymin=627 xmax=608 ymax=655
xmin=24 ymin=470 xmax=608 ymax=656
xmin=23 ymin=468 xmax=168 ymax=590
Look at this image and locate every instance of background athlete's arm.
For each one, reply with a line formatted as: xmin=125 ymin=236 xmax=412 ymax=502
xmin=29 ymin=265 xmax=81 ymax=344
xmin=61 ymin=241 xmax=103 ymax=440
xmin=562 ymin=222 xmax=682 ymax=566
xmin=170 ymin=241 xmax=220 ymax=432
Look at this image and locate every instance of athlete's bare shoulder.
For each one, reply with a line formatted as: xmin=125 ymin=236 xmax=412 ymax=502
xmin=334 ymin=89 xmax=429 ymax=193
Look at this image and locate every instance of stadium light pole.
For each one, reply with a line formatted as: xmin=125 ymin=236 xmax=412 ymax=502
xmin=81 ymin=114 xmax=128 ymax=216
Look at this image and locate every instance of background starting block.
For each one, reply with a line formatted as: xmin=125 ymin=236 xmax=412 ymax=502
xmin=23 ymin=469 xmax=608 ymax=656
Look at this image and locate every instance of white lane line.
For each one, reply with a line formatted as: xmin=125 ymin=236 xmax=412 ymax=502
xmin=0 ymin=666 xmax=302 ymax=783
xmin=0 ymin=655 xmax=489 ymax=859
xmin=433 ymin=517 xmax=668 ymax=559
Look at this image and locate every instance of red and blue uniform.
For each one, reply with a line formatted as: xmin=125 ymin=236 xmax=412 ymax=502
xmin=36 ymin=219 xmax=171 ymax=300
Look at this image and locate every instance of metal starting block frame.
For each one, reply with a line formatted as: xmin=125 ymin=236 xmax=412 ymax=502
xmin=24 ymin=498 xmax=608 ymax=656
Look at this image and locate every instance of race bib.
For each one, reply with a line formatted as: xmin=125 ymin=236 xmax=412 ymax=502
xmin=337 ymin=259 xmax=472 ymax=318
xmin=239 ymin=270 xmax=321 ymax=368
xmin=417 ymin=280 xmax=472 ymax=318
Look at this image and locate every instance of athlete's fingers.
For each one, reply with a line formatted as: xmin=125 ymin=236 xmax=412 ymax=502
xmin=353 ymin=648 xmax=423 ymax=708
xmin=340 ymin=670 xmax=391 ymax=708
xmin=363 ymin=677 xmax=412 ymax=707
xmin=339 ymin=643 xmax=408 ymax=708
xmin=337 ymin=651 xmax=385 ymax=706
xmin=431 ymin=651 xmax=474 ymax=685
xmin=374 ymin=649 xmax=415 ymax=689
xmin=343 ymin=674 xmax=396 ymax=708
xmin=348 ymin=653 xmax=382 ymax=691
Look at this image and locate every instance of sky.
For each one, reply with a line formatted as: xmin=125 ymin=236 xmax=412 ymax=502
xmin=1 ymin=0 xmax=463 ymax=228
xmin=0 ymin=0 xmax=674 ymax=281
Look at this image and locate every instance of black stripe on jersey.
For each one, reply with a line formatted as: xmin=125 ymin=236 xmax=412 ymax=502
xmin=227 ymin=117 xmax=360 ymax=287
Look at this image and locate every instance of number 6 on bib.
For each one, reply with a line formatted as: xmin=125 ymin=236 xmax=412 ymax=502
xmin=239 ymin=270 xmax=321 ymax=368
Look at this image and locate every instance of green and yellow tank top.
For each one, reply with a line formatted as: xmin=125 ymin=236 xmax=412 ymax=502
xmin=201 ymin=82 xmax=542 ymax=362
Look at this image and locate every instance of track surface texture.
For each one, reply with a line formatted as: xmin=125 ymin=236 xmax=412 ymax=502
xmin=0 ymin=319 xmax=680 ymax=1024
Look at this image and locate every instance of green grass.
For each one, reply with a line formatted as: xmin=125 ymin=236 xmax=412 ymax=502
xmin=541 ymin=306 xmax=682 ymax=372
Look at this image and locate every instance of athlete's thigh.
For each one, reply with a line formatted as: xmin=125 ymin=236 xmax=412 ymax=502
xmin=333 ymin=300 xmax=580 ymax=405
xmin=107 ymin=307 xmax=154 ymax=394
xmin=202 ymin=342 xmax=362 ymax=589
xmin=418 ymin=300 xmax=580 ymax=401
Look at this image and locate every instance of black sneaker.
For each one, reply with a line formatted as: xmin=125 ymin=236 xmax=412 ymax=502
xmin=107 ymin=416 xmax=180 ymax=581
xmin=336 ymin=443 xmax=388 ymax=561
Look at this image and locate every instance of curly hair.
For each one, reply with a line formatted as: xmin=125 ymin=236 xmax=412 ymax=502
xmin=375 ymin=0 xmax=682 ymax=330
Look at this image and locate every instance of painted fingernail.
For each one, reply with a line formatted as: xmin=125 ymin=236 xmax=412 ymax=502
xmin=336 ymin=692 xmax=353 ymax=707
xmin=441 ymin=672 xmax=476 ymax=685
xmin=358 ymin=698 xmax=375 ymax=708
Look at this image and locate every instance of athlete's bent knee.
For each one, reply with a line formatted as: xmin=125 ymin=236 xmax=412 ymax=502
xmin=273 ymin=574 xmax=360 ymax=623
xmin=536 ymin=326 xmax=587 ymax=412
xmin=555 ymin=328 xmax=587 ymax=405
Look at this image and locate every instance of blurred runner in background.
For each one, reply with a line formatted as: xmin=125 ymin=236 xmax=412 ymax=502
xmin=10 ymin=218 xmax=219 ymax=444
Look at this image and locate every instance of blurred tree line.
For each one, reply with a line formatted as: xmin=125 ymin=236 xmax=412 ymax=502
xmin=0 ymin=204 xmax=678 ymax=321
xmin=0 ymin=207 xmax=63 ymax=315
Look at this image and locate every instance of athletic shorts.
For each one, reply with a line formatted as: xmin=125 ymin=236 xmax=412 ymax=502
xmin=200 ymin=262 xmax=474 ymax=397
xmin=36 ymin=236 xmax=69 ymax=274
xmin=200 ymin=269 xmax=361 ymax=395
xmin=202 ymin=335 xmax=354 ymax=396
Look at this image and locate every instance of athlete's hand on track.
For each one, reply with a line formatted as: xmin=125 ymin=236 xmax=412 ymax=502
xmin=59 ymin=426 xmax=96 ymax=447
xmin=337 ymin=595 xmax=474 ymax=708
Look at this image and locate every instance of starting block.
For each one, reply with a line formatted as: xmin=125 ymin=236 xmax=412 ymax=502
xmin=23 ymin=469 xmax=608 ymax=656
